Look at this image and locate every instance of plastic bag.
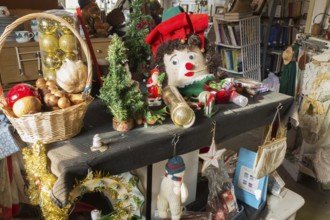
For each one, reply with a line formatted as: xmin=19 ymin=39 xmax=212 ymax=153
xmin=203 ymin=159 xmax=239 ymax=220
xmin=262 ymin=72 xmax=280 ymax=92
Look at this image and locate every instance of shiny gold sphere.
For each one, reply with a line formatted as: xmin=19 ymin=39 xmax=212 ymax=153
xmin=43 ymin=53 xmax=62 ymax=69
xmin=38 ymin=18 xmax=57 ymax=34
xmin=39 ymin=34 xmax=59 ymax=53
xmin=62 ymin=52 xmax=77 ymax=61
xmin=59 ymin=34 xmax=76 ymax=53
xmin=59 ymin=16 xmax=75 ymax=34
xmin=44 ymin=69 xmax=56 ymax=81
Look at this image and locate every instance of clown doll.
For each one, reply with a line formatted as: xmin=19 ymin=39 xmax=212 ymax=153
xmin=145 ymin=6 xmax=219 ymax=110
xmin=145 ymin=6 xmax=249 ymax=113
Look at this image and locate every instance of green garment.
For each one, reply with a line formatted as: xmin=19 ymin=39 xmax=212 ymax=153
xmin=279 ymin=44 xmax=299 ymax=97
xmin=279 ymin=62 xmax=296 ymax=97
xmin=178 ymin=75 xmax=215 ymax=98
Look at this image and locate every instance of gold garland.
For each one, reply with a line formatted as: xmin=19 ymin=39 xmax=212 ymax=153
xmin=22 ymin=141 xmax=70 ymax=220
xmin=69 ymin=171 xmax=145 ymax=220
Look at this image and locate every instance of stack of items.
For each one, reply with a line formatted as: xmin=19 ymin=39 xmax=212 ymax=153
xmin=224 ymin=0 xmax=254 ymax=20
xmin=0 ymin=16 xmax=24 ymax=42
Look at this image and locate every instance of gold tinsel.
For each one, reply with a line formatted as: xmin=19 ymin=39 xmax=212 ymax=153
xmin=22 ymin=141 xmax=70 ymax=219
xmin=69 ymin=171 xmax=145 ymax=220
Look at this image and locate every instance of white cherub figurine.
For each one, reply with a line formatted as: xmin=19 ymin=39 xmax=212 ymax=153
xmin=157 ymin=155 xmax=188 ymax=220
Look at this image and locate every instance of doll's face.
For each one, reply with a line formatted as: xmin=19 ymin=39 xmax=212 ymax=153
xmin=163 ymin=47 xmax=208 ymax=87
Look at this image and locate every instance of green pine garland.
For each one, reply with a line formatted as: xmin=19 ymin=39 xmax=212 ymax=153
xmin=124 ymin=0 xmax=152 ymax=77
xmin=99 ymin=34 xmax=145 ymax=122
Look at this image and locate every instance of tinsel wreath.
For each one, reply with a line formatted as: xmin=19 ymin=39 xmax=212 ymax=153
xmin=22 ymin=141 xmax=70 ymax=219
xmin=69 ymin=171 xmax=145 ymax=220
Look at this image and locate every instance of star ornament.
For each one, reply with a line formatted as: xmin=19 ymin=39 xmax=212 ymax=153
xmin=198 ymin=138 xmax=226 ymax=173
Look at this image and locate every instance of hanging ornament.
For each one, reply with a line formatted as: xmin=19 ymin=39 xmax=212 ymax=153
xmin=39 ymin=34 xmax=59 ymax=53
xmin=59 ymin=34 xmax=76 ymax=53
xmin=199 ymin=122 xmax=239 ymax=220
xmin=157 ymin=135 xmax=189 ymax=220
xmin=43 ymin=52 xmax=62 ymax=69
xmin=198 ymin=121 xmax=227 ymax=173
xmin=38 ymin=18 xmax=57 ymax=34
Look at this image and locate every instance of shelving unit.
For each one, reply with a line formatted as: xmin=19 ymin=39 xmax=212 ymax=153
xmin=213 ymin=15 xmax=261 ymax=81
xmin=260 ymin=0 xmax=308 ymax=79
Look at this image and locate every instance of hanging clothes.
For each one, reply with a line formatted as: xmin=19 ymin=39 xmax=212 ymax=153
xmin=279 ymin=44 xmax=299 ymax=97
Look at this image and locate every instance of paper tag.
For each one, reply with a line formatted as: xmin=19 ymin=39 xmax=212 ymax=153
xmin=238 ymin=166 xmax=260 ymax=195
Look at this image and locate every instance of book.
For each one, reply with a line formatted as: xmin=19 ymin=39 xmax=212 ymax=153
xmin=222 ymin=23 xmax=232 ymax=45
xmin=231 ymin=49 xmax=242 ymax=72
xmin=215 ymin=23 xmax=222 ymax=43
xmin=227 ymin=24 xmax=238 ymax=46
xmin=224 ymin=49 xmax=234 ymax=70
xmin=224 ymin=12 xmax=253 ymax=20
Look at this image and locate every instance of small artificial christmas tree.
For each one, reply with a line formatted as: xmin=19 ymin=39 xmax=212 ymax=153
xmin=124 ymin=0 xmax=152 ymax=79
xmin=99 ymin=34 xmax=145 ymax=131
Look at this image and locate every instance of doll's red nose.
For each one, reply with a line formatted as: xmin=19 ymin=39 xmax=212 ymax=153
xmin=185 ymin=62 xmax=194 ymax=70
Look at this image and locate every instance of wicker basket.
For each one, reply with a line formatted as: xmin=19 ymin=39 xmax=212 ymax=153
xmin=0 ymin=13 xmax=93 ymax=144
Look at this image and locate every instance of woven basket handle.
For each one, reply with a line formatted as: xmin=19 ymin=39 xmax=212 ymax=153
xmin=0 ymin=12 xmax=93 ymax=97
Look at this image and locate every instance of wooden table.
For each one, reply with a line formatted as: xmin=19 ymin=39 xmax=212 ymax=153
xmin=47 ymin=91 xmax=294 ymax=213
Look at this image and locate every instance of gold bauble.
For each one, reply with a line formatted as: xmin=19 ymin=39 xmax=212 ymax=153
xmin=38 ymin=18 xmax=57 ymax=34
xmin=44 ymin=68 xmax=56 ymax=81
xmin=62 ymin=52 xmax=77 ymax=61
xmin=39 ymin=34 xmax=59 ymax=53
xmin=43 ymin=53 xmax=62 ymax=69
xmin=59 ymin=16 xmax=75 ymax=34
xmin=59 ymin=34 xmax=76 ymax=53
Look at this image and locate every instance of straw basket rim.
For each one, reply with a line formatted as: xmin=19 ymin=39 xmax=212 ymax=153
xmin=0 ymin=12 xmax=94 ymax=144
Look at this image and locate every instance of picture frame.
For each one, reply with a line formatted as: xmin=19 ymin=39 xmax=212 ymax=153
xmin=251 ymin=0 xmax=267 ymax=15
xmin=215 ymin=6 xmax=225 ymax=14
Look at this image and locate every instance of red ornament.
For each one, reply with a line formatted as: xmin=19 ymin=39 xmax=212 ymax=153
xmin=137 ymin=20 xmax=148 ymax=30
xmin=6 ymin=83 xmax=40 ymax=108
xmin=204 ymin=83 xmax=232 ymax=104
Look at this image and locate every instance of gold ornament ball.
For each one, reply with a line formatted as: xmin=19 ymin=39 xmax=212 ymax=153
xmin=59 ymin=16 xmax=75 ymax=34
xmin=59 ymin=34 xmax=76 ymax=53
xmin=44 ymin=69 xmax=57 ymax=81
xmin=39 ymin=34 xmax=59 ymax=53
xmin=43 ymin=53 xmax=62 ymax=69
xmin=38 ymin=18 xmax=57 ymax=34
xmin=62 ymin=52 xmax=77 ymax=61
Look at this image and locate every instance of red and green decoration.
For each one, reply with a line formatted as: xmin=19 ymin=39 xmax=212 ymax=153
xmin=124 ymin=0 xmax=152 ymax=78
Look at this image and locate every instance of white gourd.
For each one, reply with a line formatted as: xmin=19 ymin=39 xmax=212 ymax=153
xmin=56 ymin=59 xmax=88 ymax=93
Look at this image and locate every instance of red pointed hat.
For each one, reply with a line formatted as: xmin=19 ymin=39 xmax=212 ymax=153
xmin=145 ymin=6 xmax=209 ymax=57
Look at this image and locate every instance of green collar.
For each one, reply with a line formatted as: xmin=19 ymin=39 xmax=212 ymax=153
xmin=178 ymin=75 xmax=215 ymax=98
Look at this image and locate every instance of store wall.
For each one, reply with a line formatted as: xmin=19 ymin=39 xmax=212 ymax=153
xmin=2 ymin=0 xmax=58 ymax=9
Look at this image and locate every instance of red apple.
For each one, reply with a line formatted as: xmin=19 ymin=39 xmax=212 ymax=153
xmin=6 ymin=83 xmax=40 ymax=108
